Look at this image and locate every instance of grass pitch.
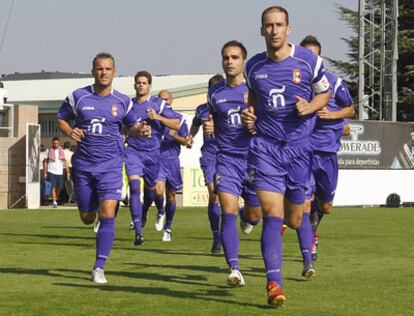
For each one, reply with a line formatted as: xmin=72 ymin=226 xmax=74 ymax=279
xmin=1 ymin=206 xmax=413 ymax=315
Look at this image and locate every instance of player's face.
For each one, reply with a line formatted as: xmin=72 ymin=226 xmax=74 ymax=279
xmin=304 ymin=44 xmax=321 ymax=56
xmin=159 ymin=91 xmax=173 ymax=105
xmin=134 ymin=76 xmax=151 ymax=97
xmin=221 ymin=46 xmax=245 ymax=78
xmin=261 ymin=10 xmax=290 ymax=51
xmin=92 ymin=58 xmax=115 ymax=88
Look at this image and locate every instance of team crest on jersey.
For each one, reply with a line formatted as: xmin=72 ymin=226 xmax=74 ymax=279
xmin=243 ymin=91 xmax=249 ymax=105
xmin=111 ymin=104 xmax=118 ymax=117
xmin=292 ymin=68 xmax=301 ymax=84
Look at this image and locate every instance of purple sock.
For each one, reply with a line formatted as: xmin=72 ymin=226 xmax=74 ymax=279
xmin=129 ymin=180 xmax=142 ymax=235
xmin=221 ymin=213 xmax=239 ymax=270
xmin=155 ymin=195 xmax=165 ymax=216
xmin=164 ymin=202 xmax=176 ymax=231
xmin=94 ymin=217 xmax=115 ymax=269
xmin=261 ymin=216 xmax=283 ymax=285
xmin=142 ymin=187 xmax=156 ymax=220
xmin=208 ymin=202 xmax=220 ymax=241
xmin=296 ymin=213 xmax=313 ymax=265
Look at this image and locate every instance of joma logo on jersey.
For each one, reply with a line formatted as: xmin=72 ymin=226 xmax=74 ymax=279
xmin=255 ymin=73 xmax=268 ymax=80
xmin=216 ymin=99 xmax=227 ymax=104
xmin=82 ymin=106 xmax=95 ymax=111
xmin=111 ymin=104 xmax=118 ymax=117
xmin=292 ymin=68 xmax=301 ymax=84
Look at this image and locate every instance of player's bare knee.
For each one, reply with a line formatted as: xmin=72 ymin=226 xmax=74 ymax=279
xmin=80 ymin=212 xmax=96 ymax=225
xmin=322 ymin=202 xmax=333 ymax=214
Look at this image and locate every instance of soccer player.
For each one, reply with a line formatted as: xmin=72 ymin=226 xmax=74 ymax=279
xmin=56 ymin=52 xmax=149 ymax=284
xmin=242 ymin=6 xmax=330 ymax=306
xmin=154 ymin=90 xmax=188 ymax=242
xmin=186 ymin=74 xmax=224 ymax=254
xmin=203 ymin=40 xmax=262 ymax=288
xmin=126 ymin=71 xmax=180 ymax=246
xmin=299 ymin=35 xmax=355 ymax=260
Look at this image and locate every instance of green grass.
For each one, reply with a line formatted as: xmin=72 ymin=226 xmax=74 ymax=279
xmin=1 ymin=207 xmax=414 ymax=315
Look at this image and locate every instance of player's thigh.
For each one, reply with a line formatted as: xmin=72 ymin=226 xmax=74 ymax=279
xmin=256 ymin=190 xmax=284 ymax=218
xmin=72 ymin=169 xmax=99 ymax=214
xmin=218 ymin=191 xmax=239 ymax=214
xmin=95 ymin=170 xmax=122 ymax=206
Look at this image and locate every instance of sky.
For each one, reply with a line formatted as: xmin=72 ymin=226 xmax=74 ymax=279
xmin=0 ymin=0 xmax=358 ymax=77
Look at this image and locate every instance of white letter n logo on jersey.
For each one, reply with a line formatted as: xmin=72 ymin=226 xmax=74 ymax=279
xmin=89 ymin=118 xmax=106 ymax=134
xmin=228 ymin=106 xmax=241 ymax=125
xmin=268 ymin=86 xmax=286 ymax=109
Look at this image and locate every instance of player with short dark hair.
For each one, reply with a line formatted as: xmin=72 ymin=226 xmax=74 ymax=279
xmin=242 ymin=7 xmax=330 ymax=307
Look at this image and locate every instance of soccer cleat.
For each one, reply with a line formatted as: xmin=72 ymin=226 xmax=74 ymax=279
xmin=302 ymin=262 xmax=316 ymax=279
xmin=134 ymin=233 xmax=144 ymax=246
xmin=52 ymin=201 xmax=58 ymax=208
xmin=129 ymin=221 xmax=135 ymax=230
xmin=227 ymin=269 xmax=245 ymax=288
xmin=267 ymin=281 xmax=286 ymax=307
xmin=210 ymin=239 xmax=221 ymax=254
xmin=311 ymin=231 xmax=319 ymax=261
xmin=91 ymin=267 xmax=107 ymax=284
xmin=155 ymin=213 xmax=165 ymax=231
xmin=93 ymin=219 xmax=100 ymax=234
xmin=240 ymin=220 xmax=253 ymax=234
xmin=280 ymin=224 xmax=288 ymax=236
xmin=162 ymin=229 xmax=171 ymax=242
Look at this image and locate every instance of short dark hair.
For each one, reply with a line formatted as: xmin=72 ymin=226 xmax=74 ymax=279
xmin=134 ymin=70 xmax=152 ymax=84
xmin=300 ymin=35 xmax=322 ymax=54
xmin=208 ymin=74 xmax=225 ymax=88
xmin=52 ymin=136 xmax=60 ymax=142
xmin=63 ymin=141 xmax=71 ymax=149
xmin=261 ymin=6 xmax=289 ymax=26
xmin=92 ymin=52 xmax=115 ymax=70
xmin=221 ymin=40 xmax=247 ymax=60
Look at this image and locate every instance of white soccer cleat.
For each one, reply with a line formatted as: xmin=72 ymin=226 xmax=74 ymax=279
xmin=155 ymin=213 xmax=165 ymax=231
xmin=227 ymin=269 xmax=245 ymax=288
xmin=240 ymin=221 xmax=253 ymax=234
xmin=162 ymin=229 xmax=171 ymax=242
xmin=91 ymin=267 xmax=107 ymax=284
xmin=93 ymin=219 xmax=100 ymax=234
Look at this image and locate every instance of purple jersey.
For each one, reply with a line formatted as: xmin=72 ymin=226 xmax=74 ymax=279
xmin=193 ymin=103 xmax=218 ymax=156
xmin=311 ymin=71 xmax=354 ymax=153
xmin=127 ymin=96 xmax=177 ymax=151
xmin=56 ymin=85 xmax=134 ymax=172
xmin=160 ymin=115 xmax=188 ymax=159
xmin=208 ymin=81 xmax=250 ymax=156
xmin=245 ymin=45 xmax=330 ymax=143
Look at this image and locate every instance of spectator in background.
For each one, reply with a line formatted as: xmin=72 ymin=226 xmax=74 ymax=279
xmin=43 ymin=137 xmax=70 ymax=208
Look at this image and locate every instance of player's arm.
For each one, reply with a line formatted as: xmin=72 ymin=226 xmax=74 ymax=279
xmin=317 ymin=105 xmax=355 ymax=120
xmin=169 ymin=129 xmax=188 ymax=146
xmin=296 ymin=91 xmax=330 ymax=116
xmin=128 ymin=121 xmax=152 ymax=138
xmin=146 ymin=105 xmax=180 ymax=130
xmin=318 ymin=78 xmax=355 ymax=120
xmin=57 ymin=119 xmax=85 ymax=142
xmin=241 ymin=89 xmax=257 ymax=134
xmin=186 ymin=122 xmax=200 ymax=148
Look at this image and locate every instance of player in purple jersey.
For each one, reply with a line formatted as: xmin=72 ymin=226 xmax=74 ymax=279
xmin=56 ymin=52 xmax=150 ymax=284
xmin=153 ymin=90 xmax=189 ymax=242
xmin=186 ymin=74 xmax=224 ymax=254
xmin=300 ymin=35 xmax=355 ymax=261
xmin=203 ymin=40 xmax=262 ymax=288
xmin=241 ymin=7 xmax=331 ymax=307
xmin=126 ymin=71 xmax=180 ymax=246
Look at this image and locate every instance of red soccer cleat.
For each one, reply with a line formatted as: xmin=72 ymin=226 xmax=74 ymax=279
xmin=280 ymin=224 xmax=288 ymax=236
xmin=267 ymin=281 xmax=286 ymax=307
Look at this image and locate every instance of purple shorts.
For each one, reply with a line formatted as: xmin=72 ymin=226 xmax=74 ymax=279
xmin=248 ymin=136 xmax=312 ymax=204
xmin=72 ymin=168 xmax=122 ymax=212
xmin=215 ymin=152 xmax=260 ymax=207
xmin=311 ymin=151 xmax=338 ymax=202
xmin=158 ymin=157 xmax=183 ymax=192
xmin=200 ymin=153 xmax=216 ymax=186
xmin=125 ymin=147 xmax=160 ymax=187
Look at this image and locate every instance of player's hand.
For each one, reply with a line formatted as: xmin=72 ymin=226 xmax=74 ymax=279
xmin=295 ymin=95 xmax=313 ymax=116
xmin=146 ymin=107 xmax=159 ymax=120
xmin=203 ymin=115 xmax=214 ymax=135
xmin=185 ymin=135 xmax=194 ymax=148
xmin=317 ymin=107 xmax=335 ymax=119
xmin=241 ymin=107 xmax=257 ymax=135
xmin=169 ymin=129 xmax=177 ymax=137
xmin=139 ymin=121 xmax=152 ymax=138
xmin=69 ymin=128 xmax=86 ymax=142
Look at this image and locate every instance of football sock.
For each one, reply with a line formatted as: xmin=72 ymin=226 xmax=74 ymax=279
xmin=94 ymin=217 xmax=115 ymax=269
xmin=164 ymin=202 xmax=176 ymax=231
xmin=221 ymin=213 xmax=239 ymax=270
xmin=296 ymin=212 xmax=313 ymax=265
xmin=129 ymin=179 xmax=142 ymax=235
xmin=261 ymin=216 xmax=283 ymax=286
xmin=208 ymin=202 xmax=220 ymax=241
xmin=155 ymin=195 xmax=165 ymax=216
xmin=142 ymin=187 xmax=156 ymax=220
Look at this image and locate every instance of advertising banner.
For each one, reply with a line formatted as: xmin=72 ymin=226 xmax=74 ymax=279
xmin=182 ymin=167 xmax=209 ymax=207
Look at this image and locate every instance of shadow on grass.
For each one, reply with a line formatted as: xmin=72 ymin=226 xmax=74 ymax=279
xmin=53 ymin=282 xmax=269 ymax=309
xmin=0 ymin=267 xmax=90 ymax=282
xmin=42 ymin=226 xmax=91 ymax=230
xmin=0 ymin=232 xmax=130 ymax=242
